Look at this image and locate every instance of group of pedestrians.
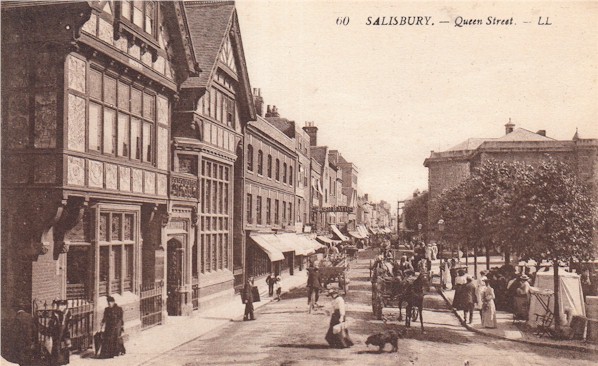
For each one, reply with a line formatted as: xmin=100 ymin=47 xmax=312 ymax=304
xmin=452 ymin=269 xmax=497 ymax=328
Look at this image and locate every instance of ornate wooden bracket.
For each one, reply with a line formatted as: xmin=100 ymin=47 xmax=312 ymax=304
xmin=53 ymin=197 xmax=89 ymax=260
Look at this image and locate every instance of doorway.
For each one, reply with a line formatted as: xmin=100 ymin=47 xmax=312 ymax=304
xmin=166 ymin=238 xmax=184 ymax=316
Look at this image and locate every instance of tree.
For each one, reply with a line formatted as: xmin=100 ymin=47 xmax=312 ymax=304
xmin=514 ymin=159 xmax=596 ymax=331
xmin=403 ymin=191 xmax=428 ymax=239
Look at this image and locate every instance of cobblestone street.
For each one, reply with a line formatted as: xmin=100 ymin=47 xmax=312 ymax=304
xmin=143 ymin=249 xmax=596 ymax=366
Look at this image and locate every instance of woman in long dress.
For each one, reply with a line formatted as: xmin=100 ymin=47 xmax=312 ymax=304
xmin=99 ymin=296 xmax=125 ymax=358
xmin=480 ymin=278 xmax=497 ymax=328
xmin=325 ymin=289 xmax=353 ymax=349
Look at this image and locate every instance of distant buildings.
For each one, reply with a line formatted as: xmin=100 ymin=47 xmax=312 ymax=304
xmin=424 ymin=120 xmax=598 ymax=248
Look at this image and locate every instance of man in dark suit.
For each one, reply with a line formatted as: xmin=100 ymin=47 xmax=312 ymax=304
xmin=463 ymin=276 xmax=478 ymax=324
xmin=307 ymin=266 xmax=322 ymax=308
xmin=243 ymin=277 xmax=255 ymax=321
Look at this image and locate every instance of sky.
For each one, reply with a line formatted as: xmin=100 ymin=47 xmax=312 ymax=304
xmin=234 ymin=0 xmax=598 ymax=209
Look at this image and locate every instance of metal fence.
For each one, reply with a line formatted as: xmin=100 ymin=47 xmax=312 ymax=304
xmin=33 ymin=298 xmax=94 ymax=353
xmin=140 ymin=282 xmax=163 ymax=330
xmin=192 ymin=279 xmax=200 ymax=310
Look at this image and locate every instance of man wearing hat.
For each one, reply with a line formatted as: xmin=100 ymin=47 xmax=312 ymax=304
xmin=307 ymin=265 xmax=322 ymax=309
xmin=462 ymin=276 xmax=478 ymax=324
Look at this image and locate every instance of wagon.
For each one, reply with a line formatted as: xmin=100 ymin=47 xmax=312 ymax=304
xmin=318 ymin=257 xmax=350 ymax=295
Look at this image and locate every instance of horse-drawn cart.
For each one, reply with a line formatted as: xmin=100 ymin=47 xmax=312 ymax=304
xmin=318 ymin=256 xmax=350 ymax=295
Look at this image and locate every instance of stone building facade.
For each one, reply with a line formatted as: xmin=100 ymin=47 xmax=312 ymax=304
xmin=424 ymin=121 xmax=598 ymax=249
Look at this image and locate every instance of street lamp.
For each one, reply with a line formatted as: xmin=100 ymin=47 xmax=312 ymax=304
xmin=437 ymin=219 xmax=445 ymax=260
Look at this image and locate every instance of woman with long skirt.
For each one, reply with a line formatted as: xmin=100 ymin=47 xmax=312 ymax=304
xmin=325 ymin=289 xmax=353 ymax=349
xmin=480 ymin=278 xmax=497 ymax=328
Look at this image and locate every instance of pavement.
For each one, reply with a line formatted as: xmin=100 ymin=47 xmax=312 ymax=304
xmin=22 ymin=269 xmax=311 ymax=366
xmin=437 ymin=280 xmax=598 ymax=354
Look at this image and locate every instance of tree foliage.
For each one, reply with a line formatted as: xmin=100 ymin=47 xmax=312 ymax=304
xmin=403 ymin=191 xmax=429 ymax=233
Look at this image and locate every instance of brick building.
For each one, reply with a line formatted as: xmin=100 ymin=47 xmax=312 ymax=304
xmin=424 ymin=121 xmax=598 ymax=249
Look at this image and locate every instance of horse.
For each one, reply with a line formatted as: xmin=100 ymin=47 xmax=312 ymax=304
xmin=404 ymin=272 xmax=429 ymax=331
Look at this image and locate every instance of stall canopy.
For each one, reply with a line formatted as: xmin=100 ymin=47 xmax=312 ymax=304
xmin=528 ymin=270 xmax=585 ymax=327
xmin=249 ymin=234 xmax=285 ymax=262
xmin=330 ymin=224 xmax=349 ymax=241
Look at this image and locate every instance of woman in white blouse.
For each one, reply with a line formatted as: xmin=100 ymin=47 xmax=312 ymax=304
xmin=325 ymin=289 xmax=353 ymax=348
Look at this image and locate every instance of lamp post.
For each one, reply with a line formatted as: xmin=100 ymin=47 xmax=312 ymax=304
xmin=437 ymin=219 xmax=445 ymax=260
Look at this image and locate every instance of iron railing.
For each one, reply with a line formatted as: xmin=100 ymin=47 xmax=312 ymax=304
xmin=140 ymin=282 xmax=163 ymax=330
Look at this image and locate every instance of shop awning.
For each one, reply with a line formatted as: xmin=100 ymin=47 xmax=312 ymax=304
xmin=267 ymin=234 xmax=295 ymax=253
xmin=295 ymin=235 xmax=316 ymax=256
xmin=276 ymin=233 xmax=308 ymax=256
xmin=249 ymin=234 xmax=285 ymax=262
xmin=349 ymin=231 xmax=363 ymax=239
xmin=357 ymin=225 xmax=369 ymax=238
xmin=316 ymin=236 xmax=341 ymax=246
xmin=369 ymin=227 xmax=377 ymax=235
xmin=330 ymin=224 xmax=349 ymax=241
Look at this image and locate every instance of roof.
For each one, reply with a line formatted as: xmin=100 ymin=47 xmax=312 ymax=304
xmin=310 ymin=146 xmax=328 ymax=167
xmin=248 ymin=116 xmax=296 ymax=153
xmin=494 ymin=128 xmax=555 ymax=142
xmin=446 ymin=138 xmax=494 ymax=151
xmin=183 ymin=1 xmax=235 ymax=89
xmin=266 ymin=117 xmax=295 ymax=138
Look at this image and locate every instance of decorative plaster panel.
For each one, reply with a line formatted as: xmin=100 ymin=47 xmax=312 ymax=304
xmin=6 ymin=94 xmax=30 ymax=149
xmin=98 ymin=18 xmax=113 ymax=45
xmin=34 ymin=156 xmax=56 ymax=184
xmin=114 ymin=37 xmax=128 ymax=52
xmin=67 ymin=156 xmax=85 ymax=186
xmin=141 ymin=51 xmax=152 ymax=66
xmin=157 ymin=127 xmax=168 ymax=170
xmin=119 ymin=166 xmax=131 ymax=191
xmin=35 ymin=53 xmax=57 ymax=88
xmin=132 ymin=168 xmax=143 ymax=193
xmin=105 ymin=164 xmax=118 ymax=190
xmin=157 ymin=174 xmax=167 ymax=196
xmin=144 ymin=171 xmax=156 ymax=195
xmin=81 ymin=13 xmax=97 ymax=35
xmin=153 ymin=56 xmax=165 ymax=75
xmin=34 ymin=92 xmax=57 ymax=148
xmin=67 ymin=94 xmax=86 ymax=152
xmin=157 ymin=96 xmax=168 ymax=125
xmin=88 ymin=160 xmax=104 ymax=188
xmin=67 ymin=55 xmax=86 ymax=93
xmin=129 ymin=44 xmax=141 ymax=60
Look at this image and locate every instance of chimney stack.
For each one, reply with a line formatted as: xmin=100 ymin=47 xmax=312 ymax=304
xmin=505 ymin=118 xmax=515 ymax=135
xmin=303 ymin=121 xmax=318 ymax=146
xmin=265 ymin=105 xmax=272 ymax=117
xmin=536 ymin=130 xmax=546 ymax=137
xmin=253 ymin=88 xmax=264 ymax=116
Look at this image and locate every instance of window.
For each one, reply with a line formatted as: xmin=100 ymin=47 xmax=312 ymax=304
xmin=266 ymin=198 xmax=271 ymax=225
xmin=275 ymin=159 xmax=280 ymax=181
xmin=247 ymin=145 xmax=253 ymax=172
xmin=289 ymin=168 xmax=293 ymax=187
xmin=256 ymin=196 xmax=262 ymax=225
xmin=283 ymin=163 xmax=287 ymax=183
xmin=98 ymin=211 xmax=136 ymax=296
xmin=209 ymin=87 xmax=237 ymax=129
xmin=200 ymin=159 xmax=231 ymax=272
xmin=282 ymin=201 xmax=286 ymax=222
xmin=288 ymin=203 xmax=293 ymax=224
xmin=274 ymin=199 xmax=279 ymax=225
xmin=257 ymin=150 xmax=263 ymax=175
xmin=267 ymin=155 xmax=272 ymax=178
xmin=120 ymin=1 xmax=155 ymax=36
xmin=247 ymin=194 xmax=253 ymax=224
xmin=82 ymin=67 xmax=158 ymax=164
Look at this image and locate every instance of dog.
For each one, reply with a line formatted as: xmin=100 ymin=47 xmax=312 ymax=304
xmin=365 ymin=330 xmax=402 ymax=352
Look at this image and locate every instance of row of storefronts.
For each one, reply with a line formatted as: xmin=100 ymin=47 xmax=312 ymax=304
xmin=0 ymin=1 xmax=385 ymax=357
